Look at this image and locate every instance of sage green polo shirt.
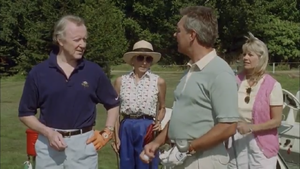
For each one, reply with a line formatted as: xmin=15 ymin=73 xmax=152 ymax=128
xmin=168 ymin=50 xmax=240 ymax=140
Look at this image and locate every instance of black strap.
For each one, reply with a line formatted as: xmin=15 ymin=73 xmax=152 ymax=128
xmin=122 ymin=114 xmax=154 ymax=120
xmin=57 ymin=126 xmax=93 ymax=137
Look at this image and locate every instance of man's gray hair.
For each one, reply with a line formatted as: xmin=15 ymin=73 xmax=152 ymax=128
xmin=52 ymin=15 xmax=85 ymax=45
xmin=180 ymin=6 xmax=218 ymax=48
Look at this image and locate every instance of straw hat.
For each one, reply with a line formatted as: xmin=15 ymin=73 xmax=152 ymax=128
xmin=123 ymin=40 xmax=161 ymax=65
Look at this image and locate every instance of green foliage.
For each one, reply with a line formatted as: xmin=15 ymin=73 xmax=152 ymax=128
xmin=0 ymin=0 xmax=127 ymax=77
xmin=0 ymin=0 xmax=299 ymax=77
xmin=75 ymin=0 xmax=128 ymax=77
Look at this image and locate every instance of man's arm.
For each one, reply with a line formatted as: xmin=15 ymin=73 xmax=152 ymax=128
xmin=156 ymin=77 xmax=167 ymax=123
xmin=251 ymin=82 xmax=283 ymax=132
xmin=19 ymin=72 xmax=53 ymax=137
xmin=153 ymin=121 xmax=170 ymax=146
xmin=96 ymin=69 xmax=120 ymax=128
xmin=190 ymin=72 xmax=240 ymax=152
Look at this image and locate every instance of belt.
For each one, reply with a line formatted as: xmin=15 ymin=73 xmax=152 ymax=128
xmin=56 ymin=126 xmax=93 ymax=138
xmin=122 ymin=114 xmax=154 ymax=120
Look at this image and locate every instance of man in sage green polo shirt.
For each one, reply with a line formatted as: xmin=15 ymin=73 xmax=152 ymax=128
xmin=140 ymin=6 xmax=240 ymax=169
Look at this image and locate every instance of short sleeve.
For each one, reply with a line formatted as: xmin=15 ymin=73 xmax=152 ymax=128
xmin=210 ymin=72 xmax=241 ymax=123
xmin=270 ymin=82 xmax=283 ymax=106
xmin=18 ymin=72 xmax=39 ymax=117
xmin=96 ymin=67 xmax=120 ymax=110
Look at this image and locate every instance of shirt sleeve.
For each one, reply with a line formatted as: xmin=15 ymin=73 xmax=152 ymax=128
xmin=96 ymin=68 xmax=120 ymax=110
xmin=210 ymin=72 xmax=241 ymax=123
xmin=270 ymin=82 xmax=283 ymax=105
xmin=18 ymin=72 xmax=38 ymax=117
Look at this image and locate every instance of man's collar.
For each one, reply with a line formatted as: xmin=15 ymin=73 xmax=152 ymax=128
xmin=187 ymin=49 xmax=217 ymax=70
xmin=48 ymin=50 xmax=85 ymax=69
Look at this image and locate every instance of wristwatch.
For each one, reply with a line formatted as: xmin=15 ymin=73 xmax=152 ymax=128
xmin=105 ymin=126 xmax=114 ymax=132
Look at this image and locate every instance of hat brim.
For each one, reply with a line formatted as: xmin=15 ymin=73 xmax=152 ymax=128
xmin=123 ymin=51 xmax=161 ymax=65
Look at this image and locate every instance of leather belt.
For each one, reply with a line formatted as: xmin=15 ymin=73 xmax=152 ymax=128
xmin=122 ymin=114 xmax=154 ymax=120
xmin=56 ymin=126 xmax=93 ymax=138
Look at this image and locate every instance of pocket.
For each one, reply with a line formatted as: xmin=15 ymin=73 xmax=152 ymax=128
xmin=211 ymin=154 xmax=230 ymax=165
xmin=86 ymin=131 xmax=97 ymax=154
xmin=34 ymin=135 xmax=47 ymax=155
xmin=86 ymin=142 xmax=97 ymax=154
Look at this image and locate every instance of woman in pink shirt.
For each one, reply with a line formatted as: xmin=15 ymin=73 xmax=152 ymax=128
xmin=227 ymin=32 xmax=283 ymax=169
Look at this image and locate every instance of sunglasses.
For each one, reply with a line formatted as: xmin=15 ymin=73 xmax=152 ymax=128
xmin=136 ymin=55 xmax=153 ymax=63
xmin=244 ymin=87 xmax=252 ymax=104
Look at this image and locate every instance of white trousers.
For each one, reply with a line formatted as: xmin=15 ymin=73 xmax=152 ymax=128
xmin=173 ymin=144 xmax=229 ymax=169
xmin=35 ymin=130 xmax=98 ymax=169
xmin=227 ymin=132 xmax=277 ymax=169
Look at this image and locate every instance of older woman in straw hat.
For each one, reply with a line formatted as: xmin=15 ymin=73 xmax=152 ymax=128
xmin=227 ymin=32 xmax=283 ymax=169
xmin=112 ymin=40 xmax=167 ymax=169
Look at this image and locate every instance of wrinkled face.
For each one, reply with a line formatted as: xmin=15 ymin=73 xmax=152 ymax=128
xmin=132 ymin=55 xmax=153 ymax=73
xmin=173 ymin=16 xmax=191 ymax=55
xmin=58 ymin=21 xmax=87 ymax=60
xmin=242 ymin=51 xmax=259 ymax=70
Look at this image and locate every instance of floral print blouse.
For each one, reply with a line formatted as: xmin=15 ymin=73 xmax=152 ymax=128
xmin=119 ymin=70 xmax=159 ymax=117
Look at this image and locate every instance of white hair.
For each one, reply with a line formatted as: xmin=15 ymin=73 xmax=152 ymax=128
xmin=52 ymin=15 xmax=85 ymax=45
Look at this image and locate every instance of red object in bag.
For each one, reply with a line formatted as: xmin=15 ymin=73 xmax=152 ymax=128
xmin=143 ymin=124 xmax=155 ymax=146
xmin=26 ymin=129 xmax=39 ymax=156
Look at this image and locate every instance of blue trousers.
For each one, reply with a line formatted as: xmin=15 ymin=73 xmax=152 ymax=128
xmin=119 ymin=118 xmax=159 ymax=169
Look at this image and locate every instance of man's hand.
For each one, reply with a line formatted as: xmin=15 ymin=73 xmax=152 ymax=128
xmin=140 ymin=141 xmax=161 ymax=164
xmin=46 ymin=130 xmax=67 ymax=151
xmin=86 ymin=128 xmax=113 ymax=151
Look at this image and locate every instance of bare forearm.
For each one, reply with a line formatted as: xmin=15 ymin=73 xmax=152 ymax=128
xmin=191 ymin=123 xmax=236 ymax=152
xmin=154 ymin=122 xmax=169 ymax=146
xmin=251 ymin=119 xmax=281 ymax=132
xmin=114 ymin=119 xmax=120 ymax=138
xmin=19 ymin=116 xmax=52 ymax=137
xmin=156 ymin=108 xmax=166 ymax=121
xmin=105 ymin=106 xmax=120 ymax=127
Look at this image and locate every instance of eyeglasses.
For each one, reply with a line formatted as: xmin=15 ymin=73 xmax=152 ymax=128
xmin=136 ymin=55 xmax=153 ymax=63
xmin=244 ymin=87 xmax=252 ymax=104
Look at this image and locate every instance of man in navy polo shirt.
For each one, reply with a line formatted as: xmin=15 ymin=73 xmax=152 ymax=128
xmin=18 ymin=15 xmax=119 ymax=169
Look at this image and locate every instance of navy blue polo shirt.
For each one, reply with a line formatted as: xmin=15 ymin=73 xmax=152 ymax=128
xmin=18 ymin=51 xmax=120 ymax=129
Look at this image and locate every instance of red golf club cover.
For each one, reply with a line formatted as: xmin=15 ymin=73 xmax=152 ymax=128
xmin=143 ymin=124 xmax=155 ymax=146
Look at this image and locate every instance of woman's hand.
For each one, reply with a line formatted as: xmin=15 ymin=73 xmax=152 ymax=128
xmin=237 ymin=122 xmax=253 ymax=135
xmin=153 ymin=122 xmax=161 ymax=131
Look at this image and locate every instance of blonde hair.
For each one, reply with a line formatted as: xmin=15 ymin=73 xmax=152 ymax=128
xmin=52 ymin=15 xmax=85 ymax=45
xmin=242 ymin=32 xmax=269 ymax=81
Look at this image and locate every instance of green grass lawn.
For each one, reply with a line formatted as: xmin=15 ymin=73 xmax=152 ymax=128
xmin=0 ymin=71 xmax=299 ymax=169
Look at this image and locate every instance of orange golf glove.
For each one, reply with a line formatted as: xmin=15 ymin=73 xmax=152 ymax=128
xmin=86 ymin=128 xmax=113 ymax=151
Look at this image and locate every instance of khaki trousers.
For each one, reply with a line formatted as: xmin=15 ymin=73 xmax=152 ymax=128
xmin=35 ymin=130 xmax=98 ymax=169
